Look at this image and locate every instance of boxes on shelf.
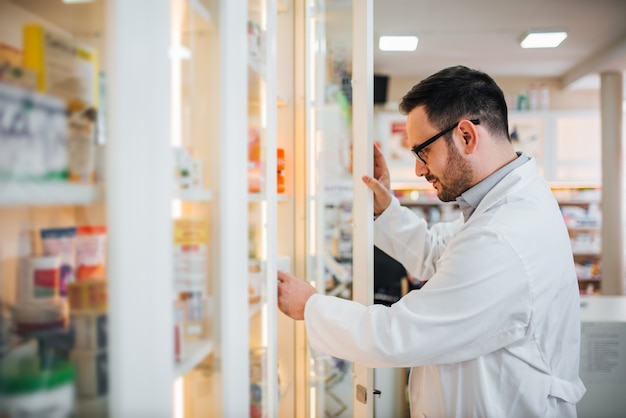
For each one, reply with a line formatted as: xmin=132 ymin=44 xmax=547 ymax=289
xmin=67 ymin=105 xmax=97 ymax=183
xmin=248 ymin=127 xmax=262 ymax=193
xmin=249 ymin=260 xmax=264 ymax=305
xmin=67 ymin=279 xmax=107 ymax=313
xmin=74 ymin=225 xmax=107 ymax=281
xmin=70 ymin=348 xmax=107 ymax=398
xmin=173 ymin=147 xmax=205 ymax=190
xmin=174 ymin=293 xmax=212 ymax=362
xmin=277 ymin=148 xmax=285 ymax=194
xmin=40 ymin=227 xmax=76 ymax=296
xmin=18 ymin=255 xmax=61 ymax=306
xmin=0 ymin=42 xmax=37 ymax=90
xmin=0 ymin=354 xmax=76 ymax=418
xmin=22 ymin=24 xmax=99 ymax=109
xmin=173 ymin=218 xmax=208 ymax=290
xmin=0 ymin=84 xmax=68 ymax=181
xmin=71 ymin=311 xmax=107 ymax=351
xmin=11 ymin=301 xmax=68 ymax=336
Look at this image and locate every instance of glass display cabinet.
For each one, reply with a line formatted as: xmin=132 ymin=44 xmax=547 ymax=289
xmin=300 ymin=0 xmax=373 ymax=417
xmin=0 ymin=1 xmax=111 ymax=416
xmin=247 ymin=0 xmax=281 ymax=417
xmin=0 ymin=0 xmax=265 ymax=417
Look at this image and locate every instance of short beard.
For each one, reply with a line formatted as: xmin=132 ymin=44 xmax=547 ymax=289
xmin=433 ymin=141 xmax=473 ymax=202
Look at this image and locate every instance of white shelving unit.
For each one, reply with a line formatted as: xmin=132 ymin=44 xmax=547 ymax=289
xmin=175 ymin=339 xmax=214 ymax=377
xmin=173 ymin=188 xmax=213 ymax=202
xmin=0 ymin=182 xmax=101 ymax=206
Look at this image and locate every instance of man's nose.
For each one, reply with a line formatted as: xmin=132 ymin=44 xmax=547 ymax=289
xmin=415 ymin=159 xmax=429 ymax=177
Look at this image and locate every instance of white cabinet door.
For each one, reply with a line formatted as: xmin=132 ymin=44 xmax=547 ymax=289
xmin=301 ymin=1 xmax=374 ymax=417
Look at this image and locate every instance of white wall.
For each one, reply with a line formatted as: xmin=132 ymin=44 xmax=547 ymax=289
xmin=386 ymin=75 xmax=601 ymax=112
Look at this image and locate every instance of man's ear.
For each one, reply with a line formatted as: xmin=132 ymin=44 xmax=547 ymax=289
xmin=459 ymin=119 xmax=478 ymax=154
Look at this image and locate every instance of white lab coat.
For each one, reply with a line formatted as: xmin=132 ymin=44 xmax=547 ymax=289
xmin=304 ymin=158 xmax=586 ymax=417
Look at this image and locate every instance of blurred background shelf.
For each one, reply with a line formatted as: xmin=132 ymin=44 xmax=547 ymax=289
xmin=0 ymin=181 xmax=101 ymax=206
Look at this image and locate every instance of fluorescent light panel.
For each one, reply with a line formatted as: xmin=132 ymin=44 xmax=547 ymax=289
xmin=520 ymin=31 xmax=567 ymax=49
xmin=379 ymin=36 xmax=418 ymax=52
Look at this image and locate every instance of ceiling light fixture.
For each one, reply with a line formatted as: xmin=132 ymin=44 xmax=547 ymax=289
xmin=379 ymin=36 xmax=418 ymax=52
xmin=520 ymin=31 xmax=567 ymax=49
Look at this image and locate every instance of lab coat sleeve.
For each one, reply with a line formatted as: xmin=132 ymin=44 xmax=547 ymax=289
xmin=373 ymin=196 xmax=462 ymax=280
xmin=304 ymin=223 xmax=531 ymax=368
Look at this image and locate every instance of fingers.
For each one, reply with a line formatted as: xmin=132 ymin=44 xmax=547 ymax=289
xmin=373 ymin=143 xmax=389 ymax=170
xmin=361 ymin=175 xmax=392 ymax=215
xmin=361 ymin=174 xmax=387 ymax=196
xmin=276 ymin=271 xmax=310 ymax=320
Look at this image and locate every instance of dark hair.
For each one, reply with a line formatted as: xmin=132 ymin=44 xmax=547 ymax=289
xmin=399 ymin=65 xmax=510 ymax=142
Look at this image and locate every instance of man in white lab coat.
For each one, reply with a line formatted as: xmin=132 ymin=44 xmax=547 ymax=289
xmin=277 ymin=65 xmax=586 ymax=417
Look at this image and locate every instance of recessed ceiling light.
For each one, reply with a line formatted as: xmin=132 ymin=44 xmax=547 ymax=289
xmin=379 ymin=36 xmax=418 ymax=52
xmin=520 ymin=31 xmax=567 ymax=49
xmin=62 ymin=0 xmax=94 ymax=3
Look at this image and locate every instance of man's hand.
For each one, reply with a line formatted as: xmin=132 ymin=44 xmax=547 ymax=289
xmin=277 ymin=270 xmax=317 ymax=320
xmin=361 ymin=143 xmax=392 ymax=216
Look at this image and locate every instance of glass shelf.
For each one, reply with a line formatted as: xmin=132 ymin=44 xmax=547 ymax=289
xmin=175 ymin=338 xmax=214 ymax=377
xmin=0 ymin=181 xmax=101 ymax=206
xmin=173 ymin=188 xmax=214 ymax=201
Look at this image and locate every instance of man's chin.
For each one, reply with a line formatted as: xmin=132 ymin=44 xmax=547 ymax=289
xmin=436 ymin=188 xmax=456 ymax=203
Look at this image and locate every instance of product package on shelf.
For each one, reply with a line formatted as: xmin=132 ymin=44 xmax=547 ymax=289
xmin=66 ymin=284 xmax=108 ymax=407
xmin=277 ymin=148 xmax=285 ymax=194
xmin=67 ymin=106 xmax=97 ymax=183
xmin=0 ymin=345 xmax=76 ymax=418
xmin=0 ymin=83 xmax=68 ymax=181
xmin=0 ymin=43 xmax=37 ymax=90
xmin=174 ymin=292 xmax=212 ymax=363
xmin=13 ymin=236 xmax=69 ymax=337
xmin=11 ymin=300 xmax=68 ymax=336
xmin=248 ymin=260 xmax=264 ymax=306
xmin=247 ymin=20 xmax=266 ymax=73
xmin=70 ymin=348 xmax=107 ymax=399
xmin=40 ymin=227 xmax=76 ymax=296
xmin=173 ymin=146 xmax=205 ymax=190
xmin=248 ymin=127 xmax=263 ymax=193
xmin=0 ymin=42 xmax=22 ymax=67
xmin=173 ymin=218 xmax=208 ymax=290
xmin=22 ymin=24 xmax=99 ymax=110
xmin=17 ymin=255 xmax=61 ymax=306
xmin=74 ymin=225 xmax=107 ymax=281
xmin=67 ymin=279 xmax=107 ymax=313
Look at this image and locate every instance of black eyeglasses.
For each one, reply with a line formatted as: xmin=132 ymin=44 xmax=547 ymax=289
xmin=411 ymin=119 xmax=480 ymax=163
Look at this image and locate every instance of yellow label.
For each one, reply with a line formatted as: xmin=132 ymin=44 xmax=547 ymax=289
xmin=173 ymin=219 xmax=209 ymax=245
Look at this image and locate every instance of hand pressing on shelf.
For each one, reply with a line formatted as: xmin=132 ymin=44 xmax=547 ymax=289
xmin=277 ymin=270 xmax=317 ymax=320
xmin=362 ymin=143 xmax=392 ymax=217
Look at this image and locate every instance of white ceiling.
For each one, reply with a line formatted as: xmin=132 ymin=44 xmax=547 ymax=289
xmin=371 ymin=0 xmax=626 ymax=90
xmin=7 ymin=0 xmax=626 ymax=91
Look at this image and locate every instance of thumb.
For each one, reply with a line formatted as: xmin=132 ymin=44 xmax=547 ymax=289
xmin=362 ymin=175 xmax=385 ymax=193
xmin=362 ymin=175 xmax=392 ymax=214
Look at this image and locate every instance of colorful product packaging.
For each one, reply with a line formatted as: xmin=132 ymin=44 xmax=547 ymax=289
xmin=248 ymin=128 xmax=262 ymax=193
xmin=18 ymin=255 xmax=60 ymax=305
xmin=40 ymin=227 xmax=76 ymax=296
xmin=67 ymin=279 xmax=107 ymax=312
xmin=67 ymin=106 xmax=97 ymax=183
xmin=0 ymin=84 xmax=68 ymax=181
xmin=173 ymin=218 xmax=208 ymax=289
xmin=277 ymin=148 xmax=285 ymax=194
xmin=11 ymin=301 xmax=68 ymax=336
xmin=75 ymin=225 xmax=107 ymax=280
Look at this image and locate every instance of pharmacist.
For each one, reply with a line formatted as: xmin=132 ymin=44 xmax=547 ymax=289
xmin=277 ymin=66 xmax=586 ymax=417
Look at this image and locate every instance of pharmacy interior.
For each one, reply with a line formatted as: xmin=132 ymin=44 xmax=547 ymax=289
xmin=0 ymin=1 xmax=625 ymax=418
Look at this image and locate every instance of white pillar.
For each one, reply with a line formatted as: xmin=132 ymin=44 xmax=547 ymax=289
xmin=600 ymin=71 xmax=624 ymax=295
